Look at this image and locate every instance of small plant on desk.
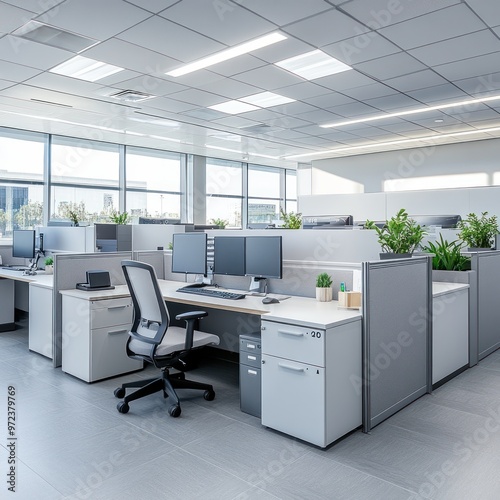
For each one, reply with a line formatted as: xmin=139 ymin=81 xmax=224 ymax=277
xmin=44 ymin=257 xmax=54 ymax=274
xmin=316 ymin=273 xmax=333 ymax=302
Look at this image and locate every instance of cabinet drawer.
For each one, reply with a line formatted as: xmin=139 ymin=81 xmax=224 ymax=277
xmin=91 ymin=298 xmax=133 ymax=329
xmin=240 ymin=351 xmax=261 ymax=368
xmin=240 ymin=336 xmax=261 ymax=354
xmin=261 ymin=320 xmax=325 ymax=366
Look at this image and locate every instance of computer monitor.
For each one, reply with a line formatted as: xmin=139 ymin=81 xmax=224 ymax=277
xmin=13 ymin=230 xmax=36 ymax=259
xmin=138 ymin=217 xmax=181 ymax=225
xmin=213 ymin=236 xmax=246 ymax=276
xmin=171 ymin=233 xmax=207 ymax=275
xmin=245 ymin=236 xmax=282 ymax=279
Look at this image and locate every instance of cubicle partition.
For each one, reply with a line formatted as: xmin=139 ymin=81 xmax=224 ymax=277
xmin=133 ymin=250 xmax=165 ymax=279
xmin=52 ymin=252 xmax=132 ymax=367
xmin=362 ymin=256 xmax=432 ymax=432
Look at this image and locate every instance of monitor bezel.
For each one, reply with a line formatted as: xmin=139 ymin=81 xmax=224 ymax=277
xmin=171 ymin=232 xmax=208 ymax=276
xmin=244 ymin=235 xmax=283 ymax=280
xmin=213 ymin=236 xmax=246 ymax=277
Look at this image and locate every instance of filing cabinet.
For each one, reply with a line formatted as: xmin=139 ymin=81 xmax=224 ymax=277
xmin=239 ymin=332 xmax=261 ymax=418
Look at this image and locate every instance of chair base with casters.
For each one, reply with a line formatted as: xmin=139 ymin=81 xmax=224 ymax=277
xmin=114 ymin=368 xmax=215 ymax=417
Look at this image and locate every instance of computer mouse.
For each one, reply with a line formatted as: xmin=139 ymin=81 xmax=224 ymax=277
xmin=262 ymin=297 xmax=279 ymax=304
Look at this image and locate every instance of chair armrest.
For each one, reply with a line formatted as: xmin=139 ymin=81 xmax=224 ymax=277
xmin=175 ymin=310 xmax=208 ymax=349
xmin=175 ymin=311 xmax=208 ymax=321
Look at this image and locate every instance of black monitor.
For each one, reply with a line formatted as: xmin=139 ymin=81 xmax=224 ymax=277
xmin=213 ymin=236 xmax=246 ymax=276
xmin=245 ymin=236 xmax=282 ymax=279
xmin=13 ymin=230 xmax=36 ymax=259
xmin=171 ymin=233 xmax=207 ymax=275
xmin=409 ymin=215 xmax=462 ymax=229
xmin=138 ymin=217 xmax=181 ymax=225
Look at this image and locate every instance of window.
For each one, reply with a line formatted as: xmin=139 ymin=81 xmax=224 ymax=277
xmin=285 ymin=170 xmax=297 ymax=214
xmin=206 ymin=158 xmax=243 ymax=228
xmin=248 ymin=164 xmax=282 ymax=225
xmin=125 ymin=147 xmax=182 ymax=222
xmin=0 ymin=129 xmax=45 ymax=236
xmin=51 ymin=137 xmax=120 ymax=222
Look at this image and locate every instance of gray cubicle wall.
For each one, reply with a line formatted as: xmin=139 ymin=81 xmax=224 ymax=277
xmin=52 ymin=252 xmax=132 ymax=367
xmin=362 ymin=256 xmax=432 ymax=432
xmin=468 ymin=251 xmax=500 ymax=361
xmin=133 ymin=250 xmax=165 ymax=279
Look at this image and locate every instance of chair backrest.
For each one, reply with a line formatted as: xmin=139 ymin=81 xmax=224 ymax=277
xmin=121 ymin=260 xmax=169 ymax=348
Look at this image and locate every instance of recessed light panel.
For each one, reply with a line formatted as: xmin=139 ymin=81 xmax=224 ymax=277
xmin=209 ymin=100 xmax=259 ymax=115
xmin=50 ymin=55 xmax=123 ymax=82
xmin=240 ymin=91 xmax=295 ymax=108
xmin=275 ymin=50 xmax=352 ymax=80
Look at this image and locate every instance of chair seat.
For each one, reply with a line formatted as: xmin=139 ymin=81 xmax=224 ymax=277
xmin=129 ymin=326 xmax=220 ymax=357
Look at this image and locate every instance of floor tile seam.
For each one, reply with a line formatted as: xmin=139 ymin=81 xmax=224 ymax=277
xmin=16 ymin=457 xmax=67 ymax=497
xmin=419 ymin=395 xmax=500 ymax=421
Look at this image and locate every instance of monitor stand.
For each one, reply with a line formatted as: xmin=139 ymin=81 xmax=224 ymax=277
xmin=248 ymin=277 xmax=267 ymax=296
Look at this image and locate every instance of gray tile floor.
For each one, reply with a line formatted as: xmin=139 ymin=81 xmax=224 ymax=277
xmin=1 ymin=320 xmax=500 ymax=499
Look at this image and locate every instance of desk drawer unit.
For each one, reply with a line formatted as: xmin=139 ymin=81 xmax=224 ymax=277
xmin=261 ymin=319 xmax=362 ymax=448
xmin=240 ymin=333 xmax=261 ymax=417
xmin=62 ymin=296 xmax=141 ymax=382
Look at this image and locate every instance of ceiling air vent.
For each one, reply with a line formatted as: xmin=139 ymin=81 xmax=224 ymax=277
xmin=109 ymin=90 xmax=156 ymax=103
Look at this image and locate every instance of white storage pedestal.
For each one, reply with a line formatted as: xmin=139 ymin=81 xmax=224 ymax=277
xmin=62 ymin=294 xmax=142 ymax=382
xmin=29 ymin=282 xmax=53 ymax=358
xmin=261 ymin=317 xmax=361 ymax=448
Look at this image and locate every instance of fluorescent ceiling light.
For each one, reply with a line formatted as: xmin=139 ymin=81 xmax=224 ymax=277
xmin=150 ymin=135 xmax=182 ymax=143
xmin=166 ymin=32 xmax=286 ymax=77
xmin=275 ymin=50 xmax=351 ymax=80
xmin=209 ymin=100 xmax=259 ymax=115
xmin=321 ymin=94 xmax=500 ymax=128
xmin=50 ymin=55 xmax=123 ymax=82
xmin=285 ymin=126 xmax=500 ymax=159
xmin=240 ymin=91 xmax=295 ymax=108
xmin=204 ymin=145 xmax=279 ymax=159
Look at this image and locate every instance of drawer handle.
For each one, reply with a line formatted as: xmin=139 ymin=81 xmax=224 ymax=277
xmin=247 ymin=369 xmax=258 ymax=376
xmin=278 ymin=330 xmax=304 ymax=337
xmin=247 ymin=355 xmax=257 ymax=361
xmin=278 ymin=363 xmax=304 ymax=373
xmin=107 ymin=305 xmax=128 ymax=311
xmin=108 ymin=329 xmax=128 ymax=336
xmin=246 ymin=343 xmax=256 ymax=349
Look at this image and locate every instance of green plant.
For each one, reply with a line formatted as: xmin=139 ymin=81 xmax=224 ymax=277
xmin=44 ymin=257 xmax=53 ymax=266
xmin=280 ymin=208 xmax=302 ymax=229
xmin=366 ymin=208 xmax=426 ymax=254
xmin=458 ymin=212 xmax=499 ymax=249
xmin=316 ymin=272 xmax=333 ymax=288
xmin=167 ymin=242 xmax=173 ymax=250
xmin=67 ymin=210 xmax=80 ymax=226
xmin=109 ymin=211 xmax=129 ymax=224
xmin=422 ymin=234 xmax=471 ymax=271
xmin=210 ymin=218 xmax=229 ymax=229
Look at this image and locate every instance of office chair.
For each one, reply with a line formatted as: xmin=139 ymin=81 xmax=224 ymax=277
xmin=115 ymin=260 xmax=220 ymax=417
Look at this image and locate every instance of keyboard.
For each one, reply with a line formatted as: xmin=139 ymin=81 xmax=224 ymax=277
xmin=1 ymin=266 xmax=29 ymax=271
xmin=176 ymin=287 xmax=246 ymax=300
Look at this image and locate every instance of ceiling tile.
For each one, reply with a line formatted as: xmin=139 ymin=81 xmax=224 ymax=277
xmin=447 ymin=108 xmax=500 ymax=123
xmin=199 ymin=78 xmax=263 ymax=99
xmin=409 ymin=30 xmax=500 ymax=67
xmin=406 ymin=83 xmax=469 ymax=104
xmin=117 ymin=16 xmax=224 ymax=64
xmin=109 ymin=75 xmax=187 ymax=97
xmin=317 ymin=129 xmax=360 ymax=142
xmin=314 ymin=70 xmax=376 ymax=91
xmin=434 ymin=52 xmax=500 ymax=81
xmin=210 ymin=55 xmax=267 ymax=78
xmin=0 ymin=79 xmax=16 ymax=91
xmin=453 ymin=72 xmax=500 ymax=97
xmin=38 ymin=0 xmax=152 ymax=40
xmin=252 ymin=36 xmax=315 ymax=64
xmin=159 ymin=0 xmax=276 ymax=46
xmin=270 ymin=101 xmax=318 ymax=115
xmin=143 ymin=96 xmax=199 ymax=114
xmin=466 ymin=0 xmax=500 ymax=28
xmin=377 ymin=120 xmax=424 ymax=133
xmin=0 ymin=36 xmax=73 ymax=70
xmin=0 ymin=59 xmax=41 ymax=82
xmin=168 ymin=88 xmax=227 ymax=107
xmin=232 ymin=65 xmax=303 ymax=90
xmin=235 ymin=0 xmax=332 ymax=26
xmin=378 ymin=4 xmax=487 ymax=50
xmin=364 ymin=94 xmax=422 ymax=111
xmin=21 ymin=72 xmax=103 ymax=97
xmin=211 ymin=116 xmax=261 ymax=129
xmin=274 ymin=82 xmax=331 ymax=100
xmin=340 ymin=0 xmax=461 ymax=27
xmin=0 ymin=3 xmax=36 ymax=31
xmin=322 ymin=32 xmax=400 ymax=66
xmin=295 ymin=108 xmax=343 ymax=123
xmin=340 ymin=82 xmax=396 ymax=100
xmin=126 ymin=0 xmax=178 ymax=14
xmin=283 ymin=9 xmax=369 ymax=48
xmin=1 ymin=0 xmax=65 ymax=14
xmin=303 ymin=92 xmax=355 ymax=109
xmin=355 ymin=52 xmax=426 ymax=80
xmin=180 ymin=108 xmax=226 ymax=121
xmin=328 ymin=101 xmax=380 ymax=118
xmin=384 ymin=70 xmax=448 ymax=92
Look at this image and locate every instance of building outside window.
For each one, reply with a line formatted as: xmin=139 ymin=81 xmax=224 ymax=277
xmin=285 ymin=169 xmax=298 ymax=214
xmin=248 ymin=164 xmax=282 ymax=225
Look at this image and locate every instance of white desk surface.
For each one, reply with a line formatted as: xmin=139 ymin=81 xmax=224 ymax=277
xmin=432 ymin=282 xmax=469 ymax=298
xmin=0 ymin=268 xmax=53 ymax=288
xmin=60 ymin=280 xmax=362 ymax=330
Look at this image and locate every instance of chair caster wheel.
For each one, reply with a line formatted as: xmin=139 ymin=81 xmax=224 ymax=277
xmin=114 ymin=387 xmax=125 ymax=398
xmin=117 ymin=401 xmax=129 ymax=414
xmin=168 ymin=404 xmax=181 ymax=418
xmin=204 ymin=390 xmax=215 ymax=401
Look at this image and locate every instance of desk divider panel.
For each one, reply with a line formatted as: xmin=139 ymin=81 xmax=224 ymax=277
xmin=362 ymin=256 xmax=432 ymax=432
xmin=133 ymin=250 xmax=165 ymax=279
xmin=469 ymin=251 xmax=500 ymax=361
xmin=52 ymin=252 xmax=132 ymax=367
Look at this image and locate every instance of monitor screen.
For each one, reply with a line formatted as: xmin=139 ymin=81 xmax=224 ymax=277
xmin=171 ymin=233 xmax=207 ymax=275
xmin=13 ymin=230 xmax=36 ymax=259
xmin=214 ymin=236 xmax=245 ymax=276
xmin=245 ymin=236 xmax=282 ymax=279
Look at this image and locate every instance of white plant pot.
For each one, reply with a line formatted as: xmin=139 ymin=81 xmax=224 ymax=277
xmin=316 ymin=287 xmax=332 ymax=302
xmin=45 ymin=265 xmax=53 ymax=275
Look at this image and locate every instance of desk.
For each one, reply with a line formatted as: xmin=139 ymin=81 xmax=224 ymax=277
xmin=60 ymin=280 xmax=363 ymax=447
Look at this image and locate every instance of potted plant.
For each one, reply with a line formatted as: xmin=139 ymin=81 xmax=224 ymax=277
xmin=457 ymin=212 xmax=499 ymax=250
xmin=280 ymin=208 xmax=302 ymax=229
xmin=44 ymin=256 xmax=54 ymax=274
xmin=316 ymin=272 xmax=333 ymax=302
xmin=422 ymin=234 xmax=471 ymax=271
xmin=109 ymin=211 xmax=129 ymax=224
xmin=366 ymin=208 xmax=426 ymax=259
xmin=210 ymin=218 xmax=229 ymax=229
